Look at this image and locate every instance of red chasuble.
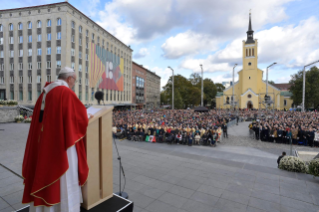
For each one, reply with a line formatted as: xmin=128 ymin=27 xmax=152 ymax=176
xmin=22 ymin=84 xmax=89 ymax=207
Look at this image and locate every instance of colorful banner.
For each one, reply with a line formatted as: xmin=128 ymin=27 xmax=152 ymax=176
xmin=89 ymin=42 xmax=124 ymax=91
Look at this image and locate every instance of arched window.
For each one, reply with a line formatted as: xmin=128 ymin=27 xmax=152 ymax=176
xmin=57 ymin=18 xmax=62 ymax=26
xmin=71 ymin=21 xmax=75 ymax=29
xmin=284 ymin=100 xmax=287 ymax=106
xmin=0 ymin=25 xmax=2 ymax=32
xmin=47 ymin=19 xmax=51 ymax=27
xmin=252 ymin=48 xmax=254 ymax=56
xmin=79 ymin=26 xmax=82 ymax=33
xmin=9 ymin=23 xmax=13 ymax=31
xmin=246 ymin=49 xmax=248 ymax=57
xmin=37 ymin=21 xmax=41 ymax=28
xmin=249 ymin=48 xmax=251 ymax=56
xmin=28 ymin=22 xmax=32 ymax=29
xmin=18 ymin=23 xmax=23 ymax=30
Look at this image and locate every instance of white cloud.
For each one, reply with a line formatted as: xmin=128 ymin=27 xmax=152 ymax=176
xmin=150 ymin=67 xmax=172 ymax=89
xmin=93 ymin=0 xmax=293 ymax=45
xmin=161 ymin=31 xmax=219 ymax=59
xmin=180 ymin=17 xmax=319 ymax=76
xmin=133 ymin=48 xmax=149 ymax=59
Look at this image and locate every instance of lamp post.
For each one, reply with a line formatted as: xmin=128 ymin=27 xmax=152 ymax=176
xmin=168 ymin=66 xmax=174 ymax=110
xmin=302 ymin=60 xmax=319 ymax=112
xmin=266 ymin=62 xmax=276 ymax=110
xmin=200 ymin=64 xmax=204 ymax=107
xmin=232 ymin=64 xmax=237 ymax=110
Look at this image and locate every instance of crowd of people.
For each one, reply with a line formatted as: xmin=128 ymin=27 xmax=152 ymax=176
xmin=112 ymin=109 xmax=319 ymax=148
xmin=249 ymin=111 xmax=319 ymax=147
xmin=112 ymin=109 xmax=236 ymax=146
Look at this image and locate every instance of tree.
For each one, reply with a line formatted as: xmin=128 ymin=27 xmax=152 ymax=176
xmin=289 ymin=66 xmax=319 ymax=109
xmin=215 ymin=83 xmax=225 ymax=92
xmin=203 ymin=79 xmax=217 ymax=106
xmin=189 ymin=73 xmax=201 ymax=85
xmin=162 ymin=74 xmax=192 ymax=109
xmin=268 ymin=80 xmax=275 ymax=85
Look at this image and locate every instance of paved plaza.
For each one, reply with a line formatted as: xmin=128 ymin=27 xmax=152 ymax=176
xmin=0 ymin=122 xmax=319 ymax=212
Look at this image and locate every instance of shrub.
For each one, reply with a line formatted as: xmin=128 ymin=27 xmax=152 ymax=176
xmin=25 ymin=117 xmax=32 ymax=123
xmin=14 ymin=115 xmax=24 ymax=122
xmin=0 ymin=100 xmax=7 ymax=105
xmin=308 ymin=158 xmax=319 ymax=177
xmin=279 ymin=156 xmax=307 ymax=173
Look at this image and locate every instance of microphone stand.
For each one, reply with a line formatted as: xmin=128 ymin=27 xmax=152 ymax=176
xmin=113 ymin=135 xmax=128 ymax=199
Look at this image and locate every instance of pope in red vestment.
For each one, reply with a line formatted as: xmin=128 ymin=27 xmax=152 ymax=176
xmin=22 ymin=67 xmax=90 ymax=211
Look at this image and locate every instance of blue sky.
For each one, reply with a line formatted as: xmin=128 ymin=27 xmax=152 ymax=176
xmin=2 ymin=0 xmax=319 ymax=88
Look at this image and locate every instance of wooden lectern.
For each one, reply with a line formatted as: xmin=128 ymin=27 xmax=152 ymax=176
xmin=81 ymin=106 xmax=114 ymax=210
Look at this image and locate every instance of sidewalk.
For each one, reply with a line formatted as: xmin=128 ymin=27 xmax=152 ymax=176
xmin=1 ymin=123 xmax=319 ymax=212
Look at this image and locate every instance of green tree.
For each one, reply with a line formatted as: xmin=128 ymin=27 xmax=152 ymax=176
xmin=215 ymin=83 xmax=225 ymax=92
xmin=203 ymin=79 xmax=217 ymax=106
xmin=289 ymin=66 xmax=319 ymax=109
xmin=189 ymin=73 xmax=201 ymax=85
xmin=268 ymin=80 xmax=275 ymax=85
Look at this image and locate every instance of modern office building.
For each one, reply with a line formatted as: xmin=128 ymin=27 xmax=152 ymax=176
xmin=0 ymin=2 xmax=133 ymax=106
xmin=145 ymin=69 xmax=160 ymax=109
xmin=132 ymin=62 xmax=161 ymax=109
xmin=132 ymin=62 xmax=146 ymax=109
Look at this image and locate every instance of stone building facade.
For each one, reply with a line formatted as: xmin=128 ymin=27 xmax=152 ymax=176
xmin=145 ymin=69 xmax=160 ymax=109
xmin=0 ymin=2 xmax=133 ymax=106
xmin=132 ymin=62 xmax=146 ymax=109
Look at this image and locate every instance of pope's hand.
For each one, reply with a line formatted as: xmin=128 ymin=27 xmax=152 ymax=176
xmin=88 ymin=113 xmax=94 ymax=119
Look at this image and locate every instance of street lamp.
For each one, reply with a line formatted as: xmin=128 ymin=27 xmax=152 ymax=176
xmin=302 ymin=60 xmax=319 ymax=112
xmin=200 ymin=64 xmax=204 ymax=107
xmin=168 ymin=66 xmax=174 ymax=110
xmin=232 ymin=64 xmax=237 ymax=110
xmin=266 ymin=62 xmax=276 ymax=109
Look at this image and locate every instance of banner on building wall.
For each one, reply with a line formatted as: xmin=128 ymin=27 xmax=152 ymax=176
xmin=89 ymin=42 xmax=124 ymax=91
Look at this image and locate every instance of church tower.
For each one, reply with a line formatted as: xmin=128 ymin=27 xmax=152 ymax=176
xmin=240 ymin=11 xmax=259 ymax=94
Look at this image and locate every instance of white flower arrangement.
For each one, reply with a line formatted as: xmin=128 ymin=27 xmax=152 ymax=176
xmin=279 ymin=156 xmax=307 ymax=173
xmin=0 ymin=100 xmax=7 ymax=105
xmin=308 ymin=158 xmax=319 ymax=177
xmin=14 ymin=115 xmax=24 ymax=122
xmin=0 ymin=100 xmax=17 ymax=106
xmin=7 ymin=100 xmax=18 ymax=106
xmin=25 ymin=117 xmax=32 ymax=123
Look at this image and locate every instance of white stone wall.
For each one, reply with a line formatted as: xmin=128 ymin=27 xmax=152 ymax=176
xmin=0 ymin=107 xmax=18 ymax=122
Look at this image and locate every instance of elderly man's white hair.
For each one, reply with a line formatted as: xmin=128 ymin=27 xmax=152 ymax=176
xmin=58 ymin=67 xmax=75 ymax=80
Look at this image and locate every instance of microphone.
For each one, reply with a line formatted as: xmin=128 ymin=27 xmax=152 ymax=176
xmin=94 ymin=91 xmax=104 ymax=105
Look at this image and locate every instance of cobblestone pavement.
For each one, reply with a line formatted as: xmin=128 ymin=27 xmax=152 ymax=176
xmin=1 ymin=122 xmax=319 ymax=212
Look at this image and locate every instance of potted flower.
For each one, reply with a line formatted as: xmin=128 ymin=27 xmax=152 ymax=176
xmin=308 ymin=158 xmax=319 ymax=178
xmin=0 ymin=100 xmax=5 ymax=107
xmin=25 ymin=117 xmax=32 ymax=123
xmin=14 ymin=115 xmax=24 ymax=123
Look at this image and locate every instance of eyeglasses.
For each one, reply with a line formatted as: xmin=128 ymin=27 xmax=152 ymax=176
xmin=70 ymin=76 xmax=78 ymax=83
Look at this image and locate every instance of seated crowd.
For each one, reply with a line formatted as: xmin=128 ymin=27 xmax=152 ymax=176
xmin=249 ymin=111 xmax=319 ymax=146
xmin=111 ymin=109 xmax=235 ymax=147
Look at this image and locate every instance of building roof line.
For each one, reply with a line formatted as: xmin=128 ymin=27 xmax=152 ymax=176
xmin=132 ymin=61 xmax=161 ymax=78
xmin=0 ymin=1 xmax=133 ymax=52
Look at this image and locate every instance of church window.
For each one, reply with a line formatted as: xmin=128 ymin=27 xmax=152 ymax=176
xmin=249 ymin=49 xmax=251 ymax=56
xmin=284 ymin=99 xmax=287 ymax=106
xmin=249 ymin=76 xmax=251 ymax=79
xmin=248 ymin=62 xmax=251 ymax=66
xmin=248 ymin=94 xmax=251 ymax=98
xmin=246 ymin=49 xmax=248 ymax=57
xmin=252 ymin=48 xmax=254 ymax=56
